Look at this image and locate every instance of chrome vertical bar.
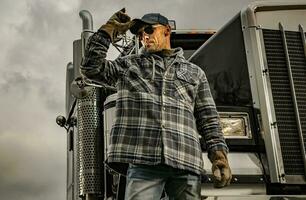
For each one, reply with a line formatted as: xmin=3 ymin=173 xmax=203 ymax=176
xmin=280 ymin=23 xmax=306 ymax=177
xmin=66 ymin=62 xmax=74 ymax=117
xmin=79 ymin=10 xmax=93 ymax=31
xmin=299 ymin=25 xmax=306 ymax=59
xmin=79 ymin=10 xmax=94 ymax=58
xmin=298 ymin=24 xmax=306 ymax=177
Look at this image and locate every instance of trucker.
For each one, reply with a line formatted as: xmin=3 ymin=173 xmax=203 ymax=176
xmin=80 ymin=8 xmax=231 ymax=200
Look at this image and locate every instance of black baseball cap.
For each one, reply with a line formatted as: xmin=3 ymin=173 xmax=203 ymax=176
xmin=130 ymin=13 xmax=169 ymax=34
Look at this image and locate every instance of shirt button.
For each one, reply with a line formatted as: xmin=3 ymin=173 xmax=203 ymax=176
xmin=163 ymin=107 xmax=166 ymax=111
xmin=163 ymin=91 xmax=166 ymax=95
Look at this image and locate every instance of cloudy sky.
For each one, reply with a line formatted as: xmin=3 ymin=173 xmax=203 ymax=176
xmin=0 ymin=0 xmax=258 ymax=199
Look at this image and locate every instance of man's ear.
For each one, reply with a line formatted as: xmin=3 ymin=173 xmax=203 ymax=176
xmin=164 ymin=25 xmax=171 ymax=36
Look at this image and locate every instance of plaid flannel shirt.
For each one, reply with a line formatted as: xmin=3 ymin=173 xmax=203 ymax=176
xmin=81 ymin=30 xmax=228 ymax=175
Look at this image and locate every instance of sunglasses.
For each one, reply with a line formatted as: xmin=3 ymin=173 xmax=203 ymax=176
xmin=138 ymin=24 xmax=164 ymax=35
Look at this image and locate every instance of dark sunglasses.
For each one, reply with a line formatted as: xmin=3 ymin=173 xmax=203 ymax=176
xmin=138 ymin=24 xmax=163 ymax=35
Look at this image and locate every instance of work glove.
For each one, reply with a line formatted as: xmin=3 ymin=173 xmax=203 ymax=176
xmin=211 ymin=150 xmax=232 ymax=188
xmin=99 ymin=8 xmax=133 ymax=43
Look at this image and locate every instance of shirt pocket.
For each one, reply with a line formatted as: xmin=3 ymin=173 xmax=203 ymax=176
xmin=174 ymin=64 xmax=198 ymax=103
xmin=124 ymin=66 xmax=153 ymax=93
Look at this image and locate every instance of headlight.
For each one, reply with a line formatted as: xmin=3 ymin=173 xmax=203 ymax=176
xmin=219 ymin=112 xmax=252 ymax=139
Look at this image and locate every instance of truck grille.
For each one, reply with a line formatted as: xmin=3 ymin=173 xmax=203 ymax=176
xmin=262 ymin=29 xmax=306 ymax=175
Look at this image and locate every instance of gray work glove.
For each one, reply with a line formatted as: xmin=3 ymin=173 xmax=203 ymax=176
xmin=211 ymin=150 xmax=232 ymax=188
xmin=99 ymin=8 xmax=133 ymax=43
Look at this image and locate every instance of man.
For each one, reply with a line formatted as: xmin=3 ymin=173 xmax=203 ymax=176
xmin=81 ymin=8 xmax=231 ymax=200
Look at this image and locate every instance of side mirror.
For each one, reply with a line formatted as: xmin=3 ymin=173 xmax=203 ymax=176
xmin=56 ymin=115 xmax=66 ymax=127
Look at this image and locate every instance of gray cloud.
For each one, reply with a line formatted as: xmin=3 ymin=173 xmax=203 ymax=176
xmin=0 ymin=130 xmax=65 ymax=200
xmin=0 ymin=70 xmax=63 ymax=114
xmin=0 ymin=71 xmax=30 ymax=97
xmin=0 ymin=0 xmax=73 ymax=199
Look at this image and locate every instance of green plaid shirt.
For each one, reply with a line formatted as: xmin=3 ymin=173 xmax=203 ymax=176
xmin=81 ymin=31 xmax=228 ymax=175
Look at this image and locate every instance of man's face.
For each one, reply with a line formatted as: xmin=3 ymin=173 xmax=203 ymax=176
xmin=138 ymin=24 xmax=170 ymax=52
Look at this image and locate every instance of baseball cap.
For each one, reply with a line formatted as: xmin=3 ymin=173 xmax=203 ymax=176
xmin=130 ymin=13 xmax=169 ymax=34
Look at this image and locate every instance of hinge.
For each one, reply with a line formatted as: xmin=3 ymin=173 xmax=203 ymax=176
xmin=262 ymin=68 xmax=269 ymax=76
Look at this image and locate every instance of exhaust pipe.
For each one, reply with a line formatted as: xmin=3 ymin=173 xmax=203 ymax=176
xmin=79 ymin=10 xmax=94 ymax=58
xmin=79 ymin=10 xmax=93 ymax=31
xmin=77 ymin=10 xmax=104 ymax=200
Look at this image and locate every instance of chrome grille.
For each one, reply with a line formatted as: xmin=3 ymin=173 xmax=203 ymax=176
xmin=262 ymin=29 xmax=306 ymax=175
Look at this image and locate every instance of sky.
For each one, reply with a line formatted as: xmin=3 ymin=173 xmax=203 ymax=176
xmin=0 ymin=0 xmax=258 ymax=199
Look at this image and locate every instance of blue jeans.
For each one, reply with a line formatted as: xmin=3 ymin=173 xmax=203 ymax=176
xmin=124 ymin=164 xmax=201 ymax=200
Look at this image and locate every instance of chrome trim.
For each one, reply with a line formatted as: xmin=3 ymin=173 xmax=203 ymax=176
xmin=241 ymin=9 xmax=285 ymax=183
xmin=201 ymin=184 xmax=266 ymax=197
xmin=66 ymin=62 xmax=74 ymax=117
xmin=284 ymin=175 xmax=306 ymax=184
xmin=73 ymin=40 xmax=82 ymax=81
xmin=240 ymin=1 xmax=306 ymax=28
xmin=79 ymin=10 xmax=93 ymax=31
xmin=299 ymin=24 xmax=306 ymax=59
xmin=79 ymin=10 xmax=94 ymax=60
xmin=280 ymin=23 xmax=306 ymax=178
xmin=240 ymin=12 xmax=260 ymax=110
xmin=258 ymin=28 xmax=286 ymax=183
xmin=201 ymin=183 xmax=266 ymax=200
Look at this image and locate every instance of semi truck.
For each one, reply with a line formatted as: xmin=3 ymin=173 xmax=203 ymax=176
xmin=57 ymin=1 xmax=306 ymax=199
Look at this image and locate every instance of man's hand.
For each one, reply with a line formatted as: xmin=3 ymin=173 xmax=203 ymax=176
xmin=211 ymin=150 xmax=232 ymax=188
xmin=99 ymin=8 xmax=133 ymax=43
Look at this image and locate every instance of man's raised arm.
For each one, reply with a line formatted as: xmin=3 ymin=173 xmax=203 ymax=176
xmin=80 ymin=8 xmax=133 ymax=86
